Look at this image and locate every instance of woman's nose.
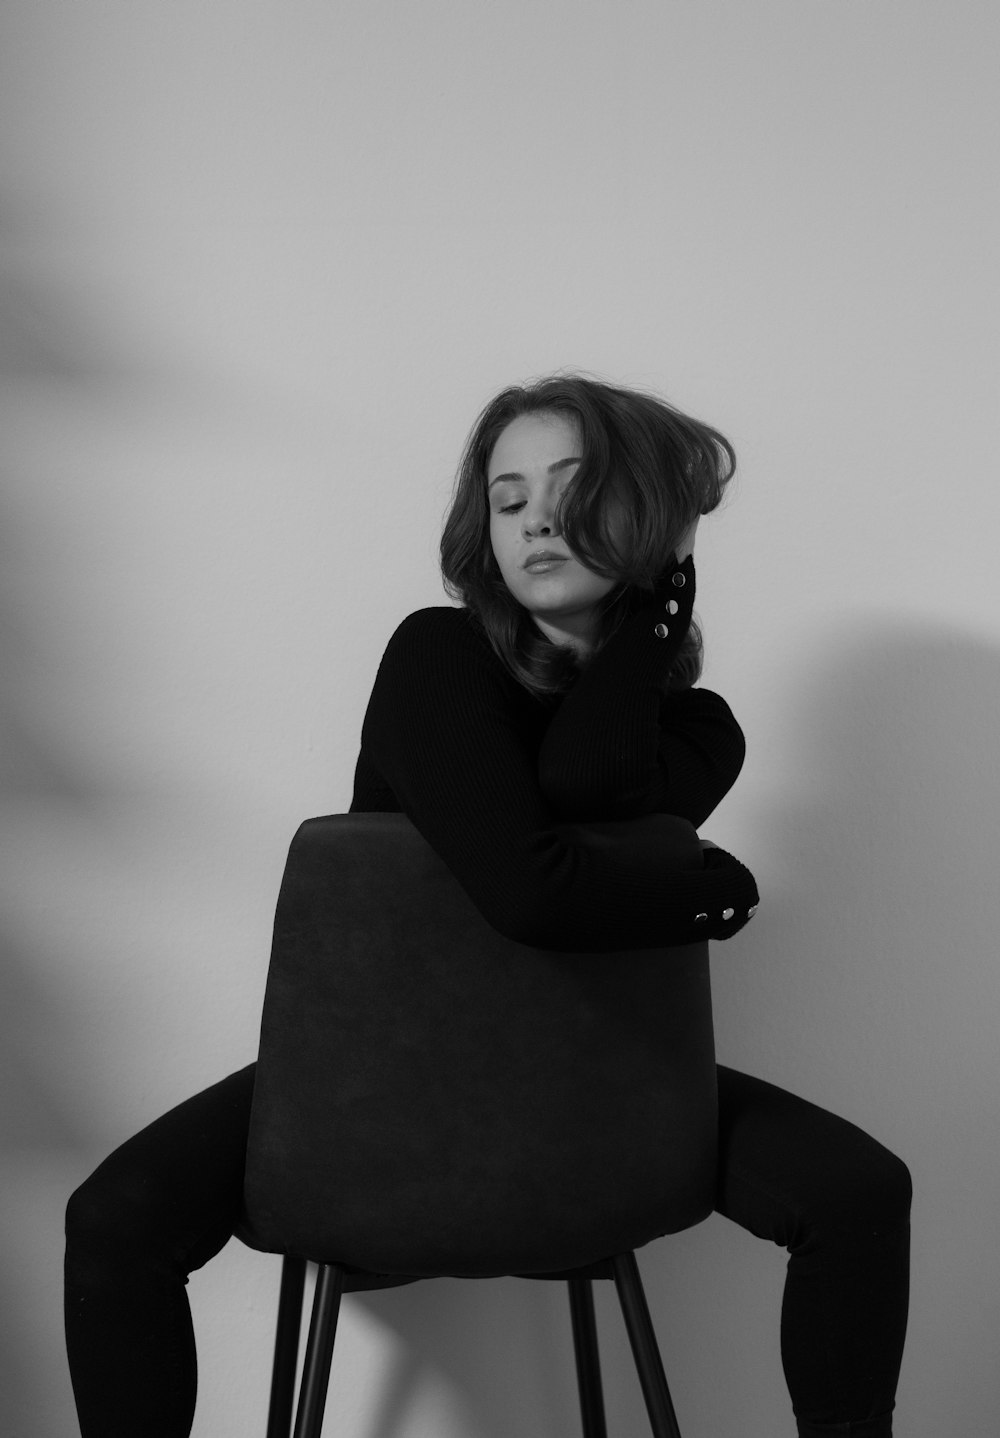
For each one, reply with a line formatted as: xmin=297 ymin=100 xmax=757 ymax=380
xmin=522 ymin=502 xmax=558 ymax=538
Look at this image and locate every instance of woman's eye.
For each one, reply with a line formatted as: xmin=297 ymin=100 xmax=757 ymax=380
xmin=499 ymin=501 xmax=525 ymax=514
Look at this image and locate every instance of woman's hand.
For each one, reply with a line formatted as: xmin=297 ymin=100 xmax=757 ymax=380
xmin=673 ymin=517 xmax=700 ymax=563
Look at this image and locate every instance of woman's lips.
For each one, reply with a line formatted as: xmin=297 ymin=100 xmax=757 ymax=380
xmin=523 ymin=551 xmax=568 ymax=572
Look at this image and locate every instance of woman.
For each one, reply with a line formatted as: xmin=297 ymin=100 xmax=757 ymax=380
xmin=65 ymin=374 xmax=911 ymax=1437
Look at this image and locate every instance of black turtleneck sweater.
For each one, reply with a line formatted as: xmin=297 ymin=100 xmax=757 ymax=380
xmin=351 ymin=554 xmax=759 ymax=952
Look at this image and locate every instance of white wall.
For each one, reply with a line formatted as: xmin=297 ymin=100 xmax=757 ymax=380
xmin=1 ymin=2 xmax=997 ymax=1435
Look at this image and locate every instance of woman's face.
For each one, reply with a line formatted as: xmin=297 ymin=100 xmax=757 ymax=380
xmin=487 ymin=411 xmax=616 ymax=653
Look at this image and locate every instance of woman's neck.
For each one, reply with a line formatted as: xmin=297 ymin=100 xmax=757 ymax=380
xmin=533 ymin=614 xmax=598 ymax=659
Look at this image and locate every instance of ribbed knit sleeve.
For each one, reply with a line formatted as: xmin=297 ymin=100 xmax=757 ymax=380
xmin=352 ymin=603 xmax=758 ymax=952
xmin=537 ymin=555 xmax=746 ymax=827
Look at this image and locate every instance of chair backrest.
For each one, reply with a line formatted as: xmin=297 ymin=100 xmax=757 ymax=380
xmin=240 ymin=813 xmax=718 ymax=1278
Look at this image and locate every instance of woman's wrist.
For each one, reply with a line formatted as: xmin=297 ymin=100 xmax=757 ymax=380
xmin=629 ymin=553 xmax=696 ymax=660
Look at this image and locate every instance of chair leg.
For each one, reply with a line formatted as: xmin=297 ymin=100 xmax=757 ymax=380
xmin=611 ymin=1251 xmax=683 ymax=1438
xmin=568 ymin=1277 xmax=609 ymax=1438
xmin=292 ymin=1263 xmax=346 ymax=1438
xmin=266 ymin=1256 xmax=307 ymax=1438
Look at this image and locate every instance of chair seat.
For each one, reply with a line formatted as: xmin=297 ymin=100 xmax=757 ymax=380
xmin=234 ymin=1223 xmax=618 ymax=1287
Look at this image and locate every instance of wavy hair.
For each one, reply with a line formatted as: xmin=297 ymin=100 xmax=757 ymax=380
xmin=440 ymin=374 xmax=735 ymax=699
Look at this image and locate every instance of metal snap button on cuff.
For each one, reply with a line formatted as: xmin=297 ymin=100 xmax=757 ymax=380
xmin=748 ymin=904 xmax=758 ymax=918
xmin=654 ymin=623 xmax=669 ymax=638
xmin=667 ymin=599 xmax=680 ymax=615
xmin=672 ymin=572 xmax=686 ymax=587
xmin=722 ymin=907 xmax=735 ymax=921
xmin=694 ymin=912 xmax=708 ymax=923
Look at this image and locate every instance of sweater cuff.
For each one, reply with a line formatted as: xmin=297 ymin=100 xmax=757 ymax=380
xmin=609 ymin=553 xmax=697 ymax=682
xmin=699 ymin=845 xmax=760 ymax=940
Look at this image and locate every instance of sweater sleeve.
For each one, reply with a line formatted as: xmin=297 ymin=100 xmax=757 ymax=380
xmin=355 ymin=605 xmax=758 ymax=952
xmin=536 ymin=555 xmax=744 ymax=826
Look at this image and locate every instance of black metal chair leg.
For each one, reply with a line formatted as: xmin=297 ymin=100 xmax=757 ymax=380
xmin=612 ymin=1252 xmax=683 ymax=1438
xmin=266 ymin=1256 xmax=307 ymax=1438
xmin=292 ymin=1263 xmax=346 ymax=1438
xmin=568 ymin=1277 xmax=609 ymax=1438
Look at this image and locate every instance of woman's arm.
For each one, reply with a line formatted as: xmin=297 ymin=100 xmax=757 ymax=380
xmin=355 ymin=605 xmax=758 ymax=952
xmin=536 ymin=555 xmax=744 ymax=825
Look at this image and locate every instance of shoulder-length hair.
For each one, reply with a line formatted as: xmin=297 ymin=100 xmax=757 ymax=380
xmin=440 ymin=374 xmax=736 ymax=699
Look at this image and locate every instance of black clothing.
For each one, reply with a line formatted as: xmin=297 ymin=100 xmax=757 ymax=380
xmin=64 ymin=557 xmax=910 ymax=1436
xmin=352 ymin=555 xmax=760 ymax=950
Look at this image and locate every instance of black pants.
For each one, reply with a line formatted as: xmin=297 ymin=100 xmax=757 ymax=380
xmin=64 ymin=1064 xmax=911 ymax=1438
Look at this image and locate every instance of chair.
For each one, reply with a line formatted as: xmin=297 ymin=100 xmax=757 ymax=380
xmin=237 ymin=812 xmax=718 ymax=1438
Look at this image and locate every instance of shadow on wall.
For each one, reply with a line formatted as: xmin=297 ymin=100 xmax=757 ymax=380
xmin=728 ymin=619 xmax=1000 ymax=1099
xmin=706 ymin=618 xmax=1000 ymax=1436
xmin=0 ymin=195 xmax=135 ymax=1438
xmin=0 ymin=564 xmax=107 ymax=1430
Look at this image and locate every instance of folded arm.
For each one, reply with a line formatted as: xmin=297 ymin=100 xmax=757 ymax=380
xmin=355 ymin=605 xmax=757 ymax=951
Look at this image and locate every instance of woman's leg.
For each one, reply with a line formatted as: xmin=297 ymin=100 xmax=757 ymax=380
xmin=715 ymin=1066 xmax=911 ymax=1438
xmin=64 ymin=1063 xmax=257 ymax=1438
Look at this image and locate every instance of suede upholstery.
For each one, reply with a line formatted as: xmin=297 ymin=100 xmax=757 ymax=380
xmin=239 ymin=813 xmax=718 ymax=1278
